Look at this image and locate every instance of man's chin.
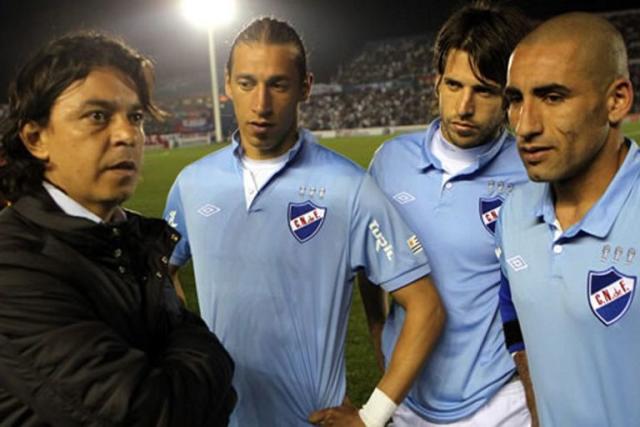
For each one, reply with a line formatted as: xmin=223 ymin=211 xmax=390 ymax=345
xmin=106 ymin=187 xmax=136 ymax=206
xmin=243 ymin=127 xmax=272 ymax=142
xmin=524 ymin=166 xmax=553 ymax=183
xmin=443 ymin=126 xmax=475 ymax=145
xmin=450 ymin=135 xmax=485 ymax=149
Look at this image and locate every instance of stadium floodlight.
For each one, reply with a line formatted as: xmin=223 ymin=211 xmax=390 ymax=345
xmin=181 ymin=0 xmax=236 ymax=143
xmin=181 ymin=0 xmax=235 ymax=28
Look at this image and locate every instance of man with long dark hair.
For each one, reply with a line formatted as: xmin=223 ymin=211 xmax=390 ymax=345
xmin=0 ymin=32 xmax=236 ymax=426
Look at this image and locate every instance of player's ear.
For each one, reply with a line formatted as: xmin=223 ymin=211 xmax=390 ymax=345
xmin=434 ymin=74 xmax=442 ymax=99
xmin=606 ymin=77 xmax=633 ymax=125
xmin=301 ymin=72 xmax=313 ymax=101
xmin=224 ymin=70 xmax=234 ymax=101
xmin=19 ymin=121 xmax=49 ymax=162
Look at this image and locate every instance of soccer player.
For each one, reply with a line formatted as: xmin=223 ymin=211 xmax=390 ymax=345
xmin=359 ymin=2 xmax=533 ymax=426
xmin=498 ymin=12 xmax=639 ymax=426
xmin=0 ymin=32 xmax=236 ymax=425
xmin=164 ymin=17 xmax=445 ymax=427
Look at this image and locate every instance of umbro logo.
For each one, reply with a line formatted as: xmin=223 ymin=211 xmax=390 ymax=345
xmin=507 ymin=255 xmax=528 ymax=272
xmin=197 ymin=204 xmax=221 ymax=217
xmin=393 ymin=192 xmax=416 ymax=205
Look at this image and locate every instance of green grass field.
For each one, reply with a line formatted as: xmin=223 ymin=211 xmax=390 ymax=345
xmin=624 ymin=119 xmax=640 ymax=140
xmin=125 ymin=121 xmax=640 ymax=405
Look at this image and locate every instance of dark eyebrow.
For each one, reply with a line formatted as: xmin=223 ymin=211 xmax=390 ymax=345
xmin=266 ymin=75 xmax=291 ymax=85
xmin=234 ymin=74 xmax=292 ymax=85
xmin=443 ymin=76 xmax=500 ymax=93
xmin=532 ymin=84 xmax=571 ymax=98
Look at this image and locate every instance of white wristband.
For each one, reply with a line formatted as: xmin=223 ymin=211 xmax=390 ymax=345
xmin=358 ymin=387 xmax=398 ymax=427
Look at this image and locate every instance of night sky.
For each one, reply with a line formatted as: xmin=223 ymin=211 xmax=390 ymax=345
xmin=1 ymin=0 xmax=639 ymax=101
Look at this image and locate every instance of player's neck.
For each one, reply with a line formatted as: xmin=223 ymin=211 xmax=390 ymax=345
xmin=553 ymin=135 xmax=628 ymax=230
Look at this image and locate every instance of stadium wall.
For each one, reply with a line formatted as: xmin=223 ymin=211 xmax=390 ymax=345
xmin=312 ymin=124 xmax=427 ymax=140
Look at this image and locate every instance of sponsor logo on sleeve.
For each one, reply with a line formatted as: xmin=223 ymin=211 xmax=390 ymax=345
xmin=288 ymin=200 xmax=327 ymax=243
xmin=479 ymin=196 xmax=504 ymax=235
xmin=588 ymin=267 xmax=636 ymax=326
xmin=165 ymin=210 xmax=178 ymax=228
xmin=369 ymin=219 xmax=394 ymax=261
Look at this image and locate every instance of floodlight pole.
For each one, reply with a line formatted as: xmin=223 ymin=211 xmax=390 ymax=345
xmin=208 ymin=25 xmax=223 ymax=143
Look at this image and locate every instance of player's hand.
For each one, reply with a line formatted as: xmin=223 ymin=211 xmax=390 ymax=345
xmin=308 ymin=402 xmax=365 ymax=426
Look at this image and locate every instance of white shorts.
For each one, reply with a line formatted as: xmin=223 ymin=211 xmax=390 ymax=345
xmin=391 ymin=378 xmax=531 ymax=427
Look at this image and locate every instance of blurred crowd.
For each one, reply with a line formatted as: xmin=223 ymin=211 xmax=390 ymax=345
xmin=607 ymin=11 xmax=640 ymax=59
xmin=335 ymin=35 xmax=434 ymax=85
xmin=300 ymin=81 xmax=434 ymax=130
xmin=298 ymin=9 xmax=640 ymax=131
xmin=1 ymin=9 xmax=640 ymax=132
xmin=298 ymin=34 xmax=437 ymax=130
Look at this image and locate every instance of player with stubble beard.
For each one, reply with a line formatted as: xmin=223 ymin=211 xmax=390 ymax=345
xmin=359 ymin=2 xmax=534 ymax=426
xmin=499 ymin=12 xmax=639 ymax=426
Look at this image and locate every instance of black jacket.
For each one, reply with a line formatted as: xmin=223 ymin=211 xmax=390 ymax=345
xmin=0 ymin=189 xmax=236 ymax=426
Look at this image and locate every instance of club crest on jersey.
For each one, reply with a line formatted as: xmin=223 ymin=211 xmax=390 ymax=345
xmin=288 ymin=200 xmax=327 ymax=243
xmin=479 ymin=196 xmax=504 ymax=235
xmin=588 ymin=267 xmax=636 ymax=326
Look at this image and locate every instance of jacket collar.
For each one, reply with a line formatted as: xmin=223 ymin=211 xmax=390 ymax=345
xmin=12 ymin=186 xmax=178 ymax=257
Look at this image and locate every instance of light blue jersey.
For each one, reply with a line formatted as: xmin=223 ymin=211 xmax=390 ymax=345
xmin=370 ymin=120 xmax=527 ymax=422
xmin=497 ymin=141 xmax=640 ymax=426
xmin=164 ymin=129 xmax=431 ymax=426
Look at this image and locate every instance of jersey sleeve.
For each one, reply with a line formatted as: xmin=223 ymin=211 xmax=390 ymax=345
xmin=163 ymin=177 xmax=191 ymax=266
xmin=367 ymin=142 xmax=386 ymax=186
xmin=495 ymin=214 xmax=525 ymax=353
xmin=349 ymin=174 xmax=431 ymax=292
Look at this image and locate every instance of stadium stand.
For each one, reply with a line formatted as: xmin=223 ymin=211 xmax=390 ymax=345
xmin=604 ymin=9 xmax=640 ymax=114
xmin=3 ymin=9 xmax=638 ymax=136
xmin=335 ymin=35 xmax=434 ymax=85
xmin=300 ymin=81 xmax=433 ymax=130
xmin=300 ymin=34 xmax=437 ymax=130
xmin=631 ymin=63 xmax=640 ymax=114
xmin=299 ymin=8 xmax=640 ymax=131
xmin=605 ymin=9 xmax=640 ymax=60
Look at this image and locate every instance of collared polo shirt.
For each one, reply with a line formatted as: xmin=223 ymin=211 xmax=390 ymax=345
xmin=497 ymin=140 xmax=640 ymax=426
xmin=370 ymin=119 xmax=527 ymax=422
xmin=164 ymin=128 xmax=431 ymax=426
